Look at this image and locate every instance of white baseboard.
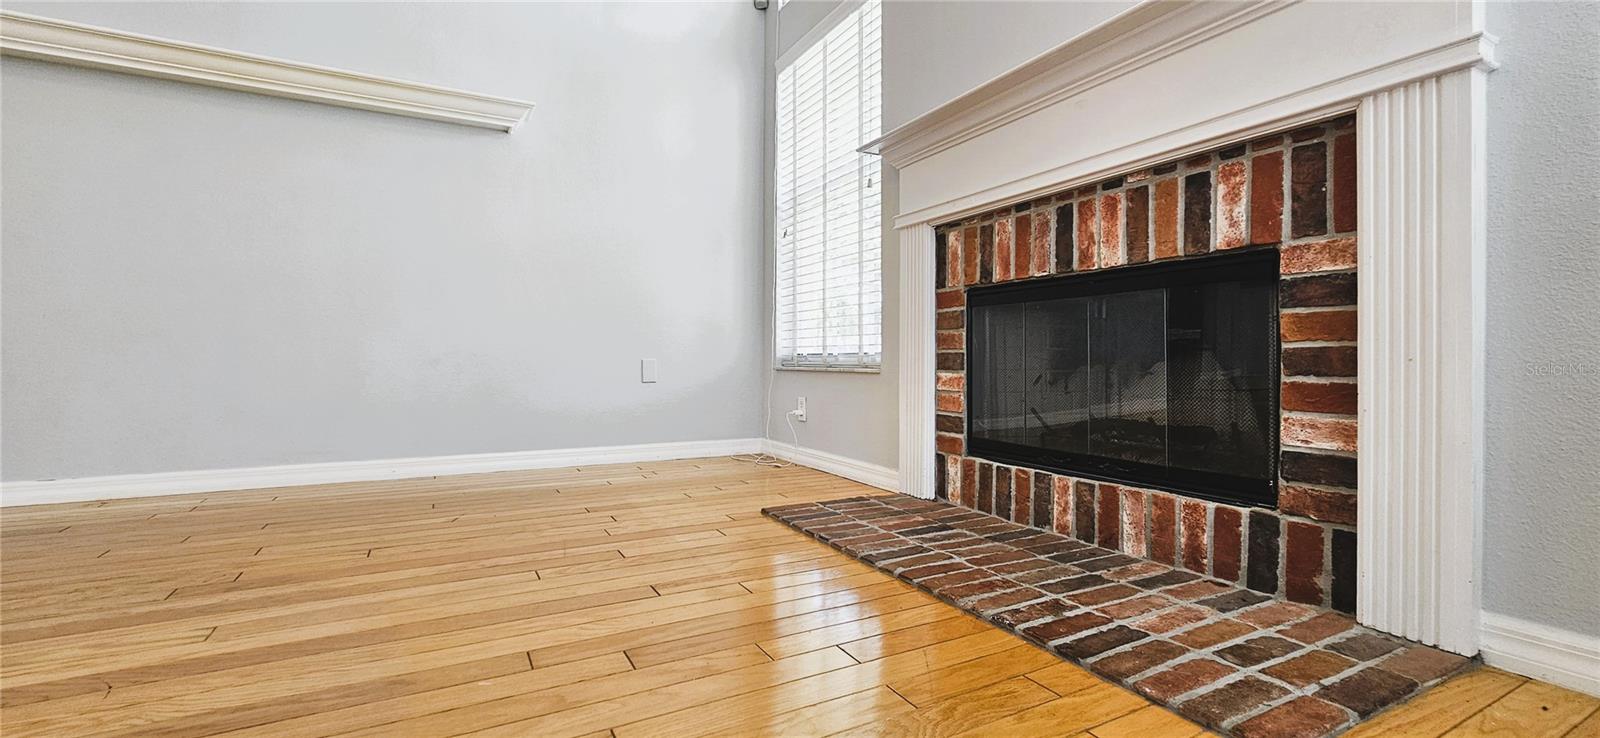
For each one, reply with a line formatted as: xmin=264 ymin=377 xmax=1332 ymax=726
xmin=1480 ymin=611 xmax=1600 ymax=697
xmin=761 ymin=439 xmax=900 ymax=493
xmin=0 ymin=438 xmax=764 ymax=507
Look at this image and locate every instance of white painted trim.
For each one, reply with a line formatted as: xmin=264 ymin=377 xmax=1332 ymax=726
xmin=886 ymin=31 xmax=1496 ymax=229
xmin=1356 ymin=69 xmax=1487 ymax=656
xmin=1480 ymin=612 xmax=1600 ymax=697
xmin=761 ymin=439 xmax=899 ymax=493
xmin=897 ymin=224 xmax=937 ymax=500
xmin=0 ymin=11 xmax=533 ymax=131
xmin=863 ymin=1 xmax=1285 ymax=164
xmin=0 ymin=438 xmax=763 ymax=507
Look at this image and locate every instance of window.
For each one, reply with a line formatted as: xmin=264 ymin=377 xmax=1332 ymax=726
xmin=774 ymin=0 xmax=882 ymax=370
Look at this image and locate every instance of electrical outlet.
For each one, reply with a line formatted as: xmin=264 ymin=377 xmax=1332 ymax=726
xmin=793 ymin=396 xmax=807 ymax=421
xmin=640 ymin=358 xmax=657 ymax=383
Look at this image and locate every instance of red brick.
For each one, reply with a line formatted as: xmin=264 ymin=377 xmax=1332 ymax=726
xmin=1167 ymin=579 xmax=1234 ymax=601
xmin=1153 ymin=178 xmax=1180 ymax=259
xmin=1172 ymin=619 xmax=1255 ymax=649
xmin=1183 ymin=172 xmax=1213 ymax=254
xmin=1282 ymin=380 xmax=1357 ymax=414
xmin=1291 ymin=142 xmax=1329 ymax=238
xmin=1281 ymin=236 xmax=1356 ymax=274
xmin=1121 ymin=487 xmax=1147 ymax=557
xmin=960 ymin=458 xmax=978 ymax=508
xmin=1076 ymin=198 xmax=1098 ymax=270
xmin=1180 ymin=500 xmax=1208 ymax=573
xmin=936 ymin=309 xmax=963 ymax=331
xmin=1280 ymin=485 xmax=1357 ymax=525
xmin=1013 ymin=213 xmax=1032 ymax=280
xmin=1023 ymin=611 xmax=1112 ymax=643
xmin=1250 ymin=151 xmax=1285 ymax=244
xmin=1212 ymin=506 xmax=1244 ymax=583
xmin=936 ymin=330 xmax=964 ymax=350
xmin=1280 ymin=612 xmax=1357 ymax=644
xmin=945 ymin=228 xmax=964 ymax=287
xmin=1012 ymin=468 xmax=1032 ymax=525
xmin=935 ymin=433 xmax=963 ymax=455
xmin=1102 ymin=561 xmax=1167 ymax=581
xmin=1031 ymin=208 xmax=1053 ymax=275
xmin=1136 ymin=658 xmax=1235 ymax=701
xmin=1379 ymin=646 xmax=1471 ymax=683
xmin=1281 ymin=309 xmax=1357 ymax=342
xmin=1126 ymin=185 xmax=1151 ymax=263
xmin=1149 ymin=493 xmax=1178 ymax=565
xmin=1282 ymin=415 xmax=1357 ymax=453
xmin=1074 ymin=480 xmax=1096 ymax=543
xmin=1236 ymin=696 xmax=1350 ymax=738
xmin=1236 ymin=601 xmax=1318 ymax=628
xmin=1273 ymin=518 xmax=1324 ymax=605
xmin=1319 ymin=667 xmax=1418 ymax=716
xmin=1068 ymin=583 xmax=1139 ymax=606
xmin=962 ymin=226 xmax=980 ymax=285
xmin=934 ymin=372 xmax=964 ymax=392
xmin=994 ymin=218 xmax=1014 ymax=281
xmin=1099 ymin=193 xmax=1124 ymax=267
xmin=1264 ymin=650 xmax=1358 ymax=687
xmin=1178 ymin=677 xmax=1289 ymax=728
xmin=1283 ymin=346 xmax=1357 ymax=377
xmin=1134 ymin=605 xmax=1211 ymax=634
xmin=936 ymin=289 xmax=965 ymax=309
xmin=1332 ymin=133 xmax=1357 ymax=233
xmin=1216 ymin=160 xmax=1248 ymax=249
xmin=1052 ymin=476 xmax=1073 ymax=535
xmin=1097 ymin=484 xmax=1122 ymax=550
xmin=1092 ymin=640 xmax=1187 ymax=680
xmin=941 ymin=457 xmax=960 ymax=501
xmin=1099 ymin=594 xmax=1175 ymax=619
xmin=1282 ymin=272 xmax=1356 ymax=307
xmin=1185 ymin=153 xmax=1213 ymax=168
xmin=1280 ymin=307 xmax=1356 ymax=342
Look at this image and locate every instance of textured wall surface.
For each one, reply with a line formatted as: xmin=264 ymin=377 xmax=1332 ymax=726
xmin=2 ymin=2 xmax=766 ymax=481
xmin=1481 ymin=1 xmax=1600 ymax=636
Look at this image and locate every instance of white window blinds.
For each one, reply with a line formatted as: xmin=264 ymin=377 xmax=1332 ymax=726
xmin=775 ymin=0 xmax=882 ymax=370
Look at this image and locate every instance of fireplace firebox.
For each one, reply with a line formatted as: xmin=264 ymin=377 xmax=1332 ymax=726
xmin=966 ymin=250 xmax=1279 ymax=507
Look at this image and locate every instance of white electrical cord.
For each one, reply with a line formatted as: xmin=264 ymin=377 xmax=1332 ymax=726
xmin=734 ymin=367 xmax=798 ymax=468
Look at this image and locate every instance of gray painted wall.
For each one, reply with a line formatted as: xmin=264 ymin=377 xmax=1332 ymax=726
xmin=881 ymin=0 xmax=1133 ymax=130
xmin=1481 ymin=0 xmax=1600 ymax=636
xmin=1 ymin=2 xmax=766 ymax=481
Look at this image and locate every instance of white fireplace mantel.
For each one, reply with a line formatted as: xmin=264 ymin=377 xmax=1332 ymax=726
xmin=879 ymin=0 xmax=1494 ymax=657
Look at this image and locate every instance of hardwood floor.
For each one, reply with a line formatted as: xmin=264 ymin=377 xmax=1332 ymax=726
xmin=1 ymin=456 xmax=1594 ymax=737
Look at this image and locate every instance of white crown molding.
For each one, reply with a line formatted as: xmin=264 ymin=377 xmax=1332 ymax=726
xmin=0 ymin=11 xmax=534 ymax=131
xmin=1480 ymin=612 xmax=1600 ymax=697
xmin=762 ymin=439 xmax=899 ymax=493
xmin=0 ymin=438 xmax=762 ymax=507
xmin=863 ymin=0 xmax=1287 ymax=166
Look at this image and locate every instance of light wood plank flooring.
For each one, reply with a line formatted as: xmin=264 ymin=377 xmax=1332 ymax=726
xmin=1 ymin=456 xmax=1594 ymax=737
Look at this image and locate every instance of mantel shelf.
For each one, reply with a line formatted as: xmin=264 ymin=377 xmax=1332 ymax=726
xmin=0 ymin=10 xmax=534 ymax=132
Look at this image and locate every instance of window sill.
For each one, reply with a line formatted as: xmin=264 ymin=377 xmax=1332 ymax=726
xmin=775 ymin=366 xmax=882 ymax=375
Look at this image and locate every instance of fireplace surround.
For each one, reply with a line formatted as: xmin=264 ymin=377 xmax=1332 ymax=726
xmin=875 ymin=1 xmax=1494 ymax=655
xmin=930 ymin=119 xmax=1359 ymax=611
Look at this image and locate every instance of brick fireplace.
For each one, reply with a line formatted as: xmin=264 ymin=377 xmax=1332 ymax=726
xmin=929 ymin=116 xmax=1359 ymax=613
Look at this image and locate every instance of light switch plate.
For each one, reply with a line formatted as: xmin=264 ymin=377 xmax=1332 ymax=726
xmin=641 ymin=359 xmax=658 ymax=383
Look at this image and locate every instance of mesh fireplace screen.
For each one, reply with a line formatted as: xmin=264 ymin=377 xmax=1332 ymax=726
xmin=967 ymin=250 xmax=1279 ymax=506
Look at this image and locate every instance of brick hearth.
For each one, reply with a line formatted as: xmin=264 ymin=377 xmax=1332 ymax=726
xmin=765 ymin=495 xmax=1470 ymax=738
